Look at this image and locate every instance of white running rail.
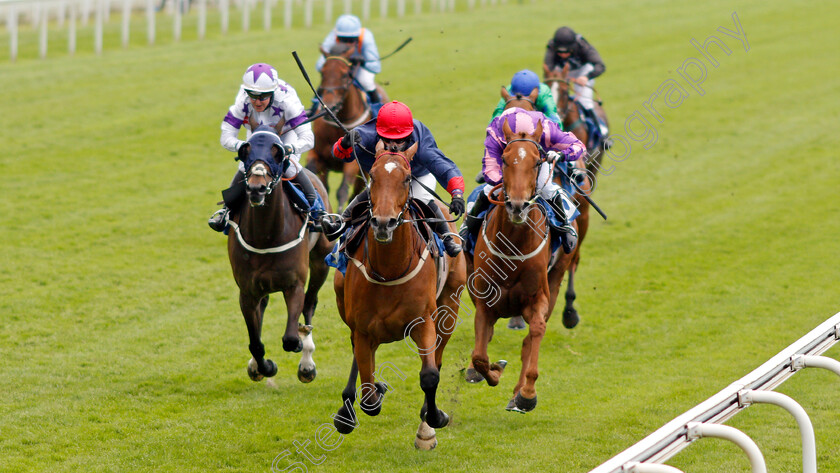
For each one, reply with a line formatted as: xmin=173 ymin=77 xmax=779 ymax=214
xmin=1 ymin=0 xmax=493 ymax=62
xmin=589 ymin=311 xmax=840 ymax=473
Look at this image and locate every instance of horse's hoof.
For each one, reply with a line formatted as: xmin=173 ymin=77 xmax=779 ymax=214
xmin=263 ymin=359 xmax=278 ymax=377
xmin=424 ymin=409 xmax=450 ymax=429
xmin=283 ymin=336 xmax=303 ymax=353
xmin=359 ymin=402 xmax=382 ymax=417
xmin=374 ymin=381 xmax=388 ymax=395
xmin=414 ymin=421 xmax=437 ymax=450
xmin=297 ymin=365 xmax=316 ymax=383
xmin=247 ymin=358 xmax=264 ymax=382
xmin=493 ymin=360 xmax=508 ymax=372
xmin=514 ymin=392 xmax=537 ymax=412
xmin=334 ymin=405 xmax=357 ymax=434
xmin=563 ymin=307 xmax=580 ymax=329
xmin=505 ymin=397 xmax=526 ymax=414
xmin=464 ymin=368 xmax=485 ymax=383
xmin=507 ymin=316 xmax=527 ymax=330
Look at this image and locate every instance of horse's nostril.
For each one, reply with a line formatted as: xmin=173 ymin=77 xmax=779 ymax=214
xmin=370 ymin=219 xmax=379 ymax=228
xmin=388 ymin=218 xmax=398 ymax=228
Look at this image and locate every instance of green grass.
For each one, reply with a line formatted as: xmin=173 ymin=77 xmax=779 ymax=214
xmin=1 ymin=0 xmax=839 ymax=472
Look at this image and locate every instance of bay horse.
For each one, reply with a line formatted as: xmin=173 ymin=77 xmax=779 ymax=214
xmin=543 ymin=62 xmax=610 ymax=329
xmin=227 ymin=127 xmax=333 ymax=384
xmin=306 ymin=42 xmax=388 ymax=211
xmin=331 ymin=141 xmax=466 ymax=449
xmin=468 ymin=118 xmax=576 ymax=412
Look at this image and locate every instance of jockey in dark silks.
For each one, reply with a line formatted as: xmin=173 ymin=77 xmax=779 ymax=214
xmin=544 ymin=26 xmax=609 ymax=138
xmin=320 ymin=101 xmax=466 ymax=257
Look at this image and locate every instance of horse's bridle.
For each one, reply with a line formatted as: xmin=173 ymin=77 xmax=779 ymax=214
xmin=317 ymin=55 xmax=359 ymax=118
xmin=544 ymin=77 xmax=573 ymax=118
xmin=245 ymin=161 xmax=282 ymax=199
xmin=367 ymin=151 xmax=413 ymax=226
xmin=491 ymin=137 xmax=547 ymax=208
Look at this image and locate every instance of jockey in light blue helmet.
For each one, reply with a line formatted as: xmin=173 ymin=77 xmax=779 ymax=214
xmin=314 ymin=14 xmax=383 ymax=116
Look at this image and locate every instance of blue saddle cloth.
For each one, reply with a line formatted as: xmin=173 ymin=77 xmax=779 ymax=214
xmin=574 ymin=101 xmax=604 ymax=150
xmin=462 ymin=185 xmax=578 ymax=259
xmin=283 ymin=179 xmax=326 ymax=216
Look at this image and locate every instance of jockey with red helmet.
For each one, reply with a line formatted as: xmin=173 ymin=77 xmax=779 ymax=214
xmin=208 ymin=62 xmax=322 ymax=232
xmin=321 ymin=101 xmax=466 ymax=257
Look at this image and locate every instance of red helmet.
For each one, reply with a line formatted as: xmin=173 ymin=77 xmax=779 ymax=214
xmin=376 ymin=101 xmax=414 ymax=139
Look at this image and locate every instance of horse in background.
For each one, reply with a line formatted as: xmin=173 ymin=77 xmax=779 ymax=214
xmin=227 ymin=128 xmax=333 ymax=385
xmin=468 ymin=119 xmax=576 ymax=412
xmin=331 ymin=141 xmax=466 ymax=449
xmin=543 ymin=62 xmax=610 ymax=328
xmin=306 ymin=42 xmax=389 ymax=211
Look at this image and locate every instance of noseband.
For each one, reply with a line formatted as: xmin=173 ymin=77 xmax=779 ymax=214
xmin=245 ymin=162 xmax=281 ymax=198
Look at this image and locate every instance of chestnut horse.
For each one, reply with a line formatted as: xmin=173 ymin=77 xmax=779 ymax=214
xmin=543 ymin=62 xmax=609 ymax=328
xmin=306 ymin=43 xmax=388 ymax=211
xmin=468 ymin=119 xmax=576 ymax=412
xmin=332 ymin=141 xmax=466 ymax=449
xmin=227 ymin=128 xmax=333 ymax=384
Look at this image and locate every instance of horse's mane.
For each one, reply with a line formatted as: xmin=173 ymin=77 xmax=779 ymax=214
xmin=328 ymin=42 xmax=355 ymax=57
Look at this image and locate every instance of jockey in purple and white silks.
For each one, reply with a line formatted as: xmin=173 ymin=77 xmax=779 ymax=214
xmin=461 ymin=107 xmax=586 ymax=254
xmin=209 ymin=63 xmax=322 ymax=232
xmin=313 ymin=14 xmax=383 ymax=116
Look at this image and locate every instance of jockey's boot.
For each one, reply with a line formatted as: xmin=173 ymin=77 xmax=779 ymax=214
xmin=208 ymin=207 xmax=229 ymax=232
xmin=458 ymin=191 xmax=491 ymax=246
xmin=291 ymin=171 xmax=324 ymax=232
xmin=583 ymin=106 xmax=610 ymax=147
xmin=475 ymin=170 xmax=486 ymax=184
xmin=366 ymin=89 xmax=383 ymax=117
xmin=321 ymin=189 xmax=370 ymax=241
xmin=546 ymin=191 xmax=578 ymax=254
xmin=429 ymin=203 xmax=461 ymax=257
xmin=208 ymin=170 xmax=246 ymax=232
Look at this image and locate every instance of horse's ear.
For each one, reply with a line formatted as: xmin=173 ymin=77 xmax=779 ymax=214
xmin=375 ymin=139 xmax=385 ymax=155
xmin=237 ymin=143 xmax=250 ymax=161
xmin=542 ymin=63 xmax=550 ymax=78
xmin=271 ymin=143 xmax=284 ymax=163
xmin=527 ymin=87 xmax=539 ymax=104
xmin=404 ymin=142 xmax=419 ymax=162
xmin=532 ymin=120 xmax=544 ymax=142
xmin=502 ymin=118 xmax=514 ymax=141
xmin=562 ymin=62 xmax=570 ymax=75
xmin=500 ymin=86 xmax=511 ymax=101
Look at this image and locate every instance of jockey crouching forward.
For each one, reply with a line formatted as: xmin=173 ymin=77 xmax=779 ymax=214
xmin=209 ymin=63 xmax=322 ymax=232
xmin=492 ymin=69 xmax=562 ymax=126
xmin=320 ymin=101 xmax=466 ymax=257
xmin=314 ymin=14 xmax=383 ymax=117
xmin=461 ymin=107 xmax=586 ymax=254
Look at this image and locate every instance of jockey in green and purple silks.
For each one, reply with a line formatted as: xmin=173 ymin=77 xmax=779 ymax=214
xmin=461 ymin=108 xmax=586 ymax=254
xmin=490 ymin=69 xmax=562 ymax=126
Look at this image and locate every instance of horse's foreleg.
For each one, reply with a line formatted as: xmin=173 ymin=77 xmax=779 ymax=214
xmin=562 ymin=259 xmax=579 ymax=329
xmin=516 ymin=297 xmax=549 ymax=412
xmin=471 ymin=304 xmax=504 ymax=386
xmin=282 ymin=284 xmax=306 ymax=353
xmin=411 ymin=316 xmax=449 ymax=430
xmin=242 ymin=293 xmax=278 ymax=380
xmin=333 ymin=355 xmax=359 ymax=434
xmin=354 ymin=332 xmax=384 ymax=417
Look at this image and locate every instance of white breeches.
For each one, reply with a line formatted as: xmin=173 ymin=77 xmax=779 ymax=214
xmin=354 ymin=67 xmax=377 ymax=93
xmin=410 ymin=173 xmax=437 ymax=204
xmin=570 ymin=64 xmax=596 ymax=110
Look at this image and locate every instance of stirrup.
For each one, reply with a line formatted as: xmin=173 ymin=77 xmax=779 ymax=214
xmin=442 ymin=234 xmax=462 ymax=257
xmin=321 ymin=214 xmax=346 ymax=241
xmin=208 ymin=208 xmax=229 ymax=232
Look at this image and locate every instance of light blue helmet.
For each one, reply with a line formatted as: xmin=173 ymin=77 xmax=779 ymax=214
xmin=510 ymin=69 xmax=540 ymax=96
xmin=335 ymin=14 xmax=362 ymax=38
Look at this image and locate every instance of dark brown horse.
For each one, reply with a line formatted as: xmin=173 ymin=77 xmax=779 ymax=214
xmin=227 ymin=129 xmax=333 ymax=384
xmin=543 ymin=62 xmax=609 ymax=328
xmin=306 ymin=43 xmax=388 ymax=211
xmin=332 ymin=141 xmax=466 ymax=449
xmin=468 ymin=119 xmax=576 ymax=412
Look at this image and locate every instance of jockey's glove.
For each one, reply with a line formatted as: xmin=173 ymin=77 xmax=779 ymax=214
xmin=547 ymin=150 xmax=562 ymax=163
xmin=282 ymin=144 xmax=296 ymax=157
xmin=340 ymin=129 xmax=361 ymax=150
xmin=449 ymin=196 xmax=465 ymax=218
